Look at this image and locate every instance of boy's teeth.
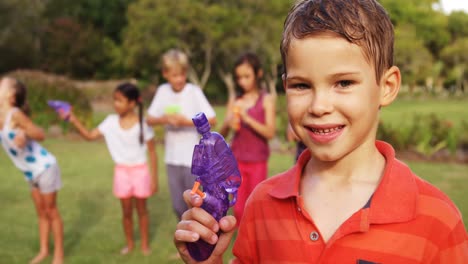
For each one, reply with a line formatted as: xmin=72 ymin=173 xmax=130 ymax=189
xmin=311 ymin=126 xmax=340 ymax=133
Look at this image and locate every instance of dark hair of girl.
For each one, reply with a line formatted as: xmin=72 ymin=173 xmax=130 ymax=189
xmin=233 ymin=52 xmax=263 ymax=97
xmin=115 ymin=82 xmax=144 ymax=144
xmin=10 ymin=78 xmax=31 ymax=116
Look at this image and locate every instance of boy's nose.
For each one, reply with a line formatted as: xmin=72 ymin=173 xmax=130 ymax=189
xmin=307 ymin=90 xmax=333 ymax=117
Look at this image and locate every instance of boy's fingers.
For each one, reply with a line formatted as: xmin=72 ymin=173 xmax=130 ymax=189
xmin=175 ymin=218 xmax=218 ymax=246
xmin=180 ymin=207 xmax=219 ymax=235
xmin=182 ymin=189 xmax=203 ymax=208
xmin=174 ymin=229 xmax=200 ymax=243
xmin=211 ymin=216 xmax=237 ymax=258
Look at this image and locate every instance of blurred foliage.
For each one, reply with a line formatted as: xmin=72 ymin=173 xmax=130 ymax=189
xmin=5 ymin=70 xmax=93 ymax=131
xmin=377 ymin=114 xmax=467 ymax=157
xmin=0 ymin=0 xmax=467 ymax=97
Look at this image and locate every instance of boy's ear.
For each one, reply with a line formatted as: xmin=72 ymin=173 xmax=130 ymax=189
xmin=379 ymin=66 xmax=401 ymax=107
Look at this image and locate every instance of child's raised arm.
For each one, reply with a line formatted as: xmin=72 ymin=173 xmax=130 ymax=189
xmin=65 ymin=111 xmax=102 ymax=141
xmin=13 ymin=110 xmax=45 ymax=142
xmin=174 ymin=190 xmax=237 ymax=264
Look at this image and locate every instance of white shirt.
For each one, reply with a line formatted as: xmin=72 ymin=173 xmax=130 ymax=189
xmin=98 ymin=114 xmax=154 ymax=165
xmin=147 ymin=83 xmax=215 ymax=167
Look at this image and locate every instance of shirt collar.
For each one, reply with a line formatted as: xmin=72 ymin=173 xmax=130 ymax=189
xmin=268 ymin=141 xmax=418 ymax=224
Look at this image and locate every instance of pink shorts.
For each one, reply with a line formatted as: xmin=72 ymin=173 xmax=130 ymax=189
xmin=113 ymin=163 xmax=152 ymax=199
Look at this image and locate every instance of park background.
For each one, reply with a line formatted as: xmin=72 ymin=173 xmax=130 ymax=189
xmin=0 ymin=0 xmax=467 ymax=263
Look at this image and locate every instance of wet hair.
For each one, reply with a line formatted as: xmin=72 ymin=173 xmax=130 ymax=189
xmin=161 ymin=49 xmax=189 ymax=72
xmin=280 ymin=0 xmax=394 ymax=83
xmin=115 ymin=82 xmax=144 ymax=144
xmin=233 ymin=52 xmax=264 ymax=97
xmin=5 ymin=77 xmax=30 ymax=115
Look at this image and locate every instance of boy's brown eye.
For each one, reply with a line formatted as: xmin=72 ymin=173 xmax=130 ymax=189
xmin=290 ymin=83 xmax=309 ymax=90
xmin=338 ymin=80 xmax=353 ymax=87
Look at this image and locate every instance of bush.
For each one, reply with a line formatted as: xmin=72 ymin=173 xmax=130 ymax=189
xmin=377 ymin=114 xmax=465 ymax=157
xmin=5 ymin=70 xmax=93 ymax=131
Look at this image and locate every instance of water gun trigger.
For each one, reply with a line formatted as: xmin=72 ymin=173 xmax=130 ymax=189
xmin=190 ymin=181 xmax=206 ymax=198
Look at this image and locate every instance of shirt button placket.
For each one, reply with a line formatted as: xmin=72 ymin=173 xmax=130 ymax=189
xmin=310 ymin=231 xmax=320 ymax=241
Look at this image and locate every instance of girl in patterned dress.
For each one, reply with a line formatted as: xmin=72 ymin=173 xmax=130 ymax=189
xmin=0 ymin=77 xmax=64 ymax=264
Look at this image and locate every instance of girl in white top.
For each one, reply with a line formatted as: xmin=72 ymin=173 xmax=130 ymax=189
xmin=61 ymin=83 xmax=158 ymax=256
xmin=0 ymin=77 xmax=64 ymax=264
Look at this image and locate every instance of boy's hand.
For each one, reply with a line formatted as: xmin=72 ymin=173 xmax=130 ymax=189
xmin=13 ymin=130 xmax=27 ymax=149
xmin=167 ymin=114 xmax=189 ymax=127
xmin=174 ymin=190 xmax=237 ymax=264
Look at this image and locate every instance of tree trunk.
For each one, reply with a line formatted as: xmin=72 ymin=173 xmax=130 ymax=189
xmin=185 ymin=43 xmax=213 ymax=89
xmin=218 ymin=69 xmax=236 ymax=101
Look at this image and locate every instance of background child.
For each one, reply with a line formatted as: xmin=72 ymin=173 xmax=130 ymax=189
xmin=0 ymin=77 xmax=64 ymax=264
xmin=219 ymin=52 xmax=276 ymax=224
xmin=61 ymin=83 xmax=158 ymax=255
xmin=174 ymin=0 xmax=468 ymax=263
xmin=147 ymin=49 xmax=216 ymax=220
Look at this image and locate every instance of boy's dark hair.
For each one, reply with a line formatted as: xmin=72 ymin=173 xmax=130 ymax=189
xmin=9 ymin=77 xmax=31 ymax=116
xmin=115 ymin=82 xmax=144 ymax=144
xmin=234 ymin=52 xmax=264 ymax=97
xmin=280 ymin=0 xmax=394 ymax=83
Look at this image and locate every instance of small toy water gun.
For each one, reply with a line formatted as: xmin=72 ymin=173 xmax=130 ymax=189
xmin=187 ymin=112 xmax=242 ymax=261
xmin=47 ymin=100 xmax=71 ymax=121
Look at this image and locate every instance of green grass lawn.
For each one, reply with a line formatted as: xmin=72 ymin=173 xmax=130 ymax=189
xmin=0 ymin=139 xmax=467 ymax=263
xmin=1 ymin=97 xmax=467 ymax=263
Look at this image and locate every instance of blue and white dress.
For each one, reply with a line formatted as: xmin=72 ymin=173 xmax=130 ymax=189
xmin=0 ymin=108 xmax=57 ymax=182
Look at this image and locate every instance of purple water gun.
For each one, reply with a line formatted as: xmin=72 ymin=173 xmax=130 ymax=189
xmin=187 ymin=112 xmax=242 ymax=261
xmin=47 ymin=100 xmax=71 ymax=121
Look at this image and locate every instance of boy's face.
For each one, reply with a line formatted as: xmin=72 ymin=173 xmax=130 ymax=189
xmin=283 ymin=34 xmax=398 ymax=162
xmin=163 ymin=67 xmax=187 ymax=92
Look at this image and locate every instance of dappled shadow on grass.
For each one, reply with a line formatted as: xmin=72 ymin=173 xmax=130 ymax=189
xmin=63 ymin=191 xmax=105 ymax=255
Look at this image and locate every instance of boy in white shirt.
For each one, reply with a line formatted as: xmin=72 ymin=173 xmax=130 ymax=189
xmin=147 ymin=49 xmax=216 ymax=220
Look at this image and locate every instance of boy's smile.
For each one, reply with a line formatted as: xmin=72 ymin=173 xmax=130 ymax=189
xmin=284 ymin=34 xmax=385 ymax=162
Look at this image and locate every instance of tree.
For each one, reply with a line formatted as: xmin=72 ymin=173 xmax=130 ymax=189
xmin=440 ymin=38 xmax=468 ymax=93
xmin=394 ymin=25 xmax=434 ymax=93
xmin=0 ymin=0 xmax=45 ymax=73
xmin=447 ymin=11 xmax=468 ymax=41
xmin=380 ymin=0 xmax=450 ymax=56
xmin=40 ymin=18 xmax=111 ymax=79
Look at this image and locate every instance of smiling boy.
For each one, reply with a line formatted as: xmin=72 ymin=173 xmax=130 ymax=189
xmin=174 ymin=0 xmax=468 ymax=263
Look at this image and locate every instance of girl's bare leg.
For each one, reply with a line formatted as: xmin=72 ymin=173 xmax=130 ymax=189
xmin=135 ymin=198 xmax=150 ymax=255
xmin=120 ymin=198 xmax=134 ymax=254
xmin=42 ymin=192 xmax=64 ymax=264
xmin=29 ymin=189 xmax=50 ymax=264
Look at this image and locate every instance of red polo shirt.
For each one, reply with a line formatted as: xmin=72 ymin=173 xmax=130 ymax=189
xmin=232 ymin=141 xmax=467 ymax=263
